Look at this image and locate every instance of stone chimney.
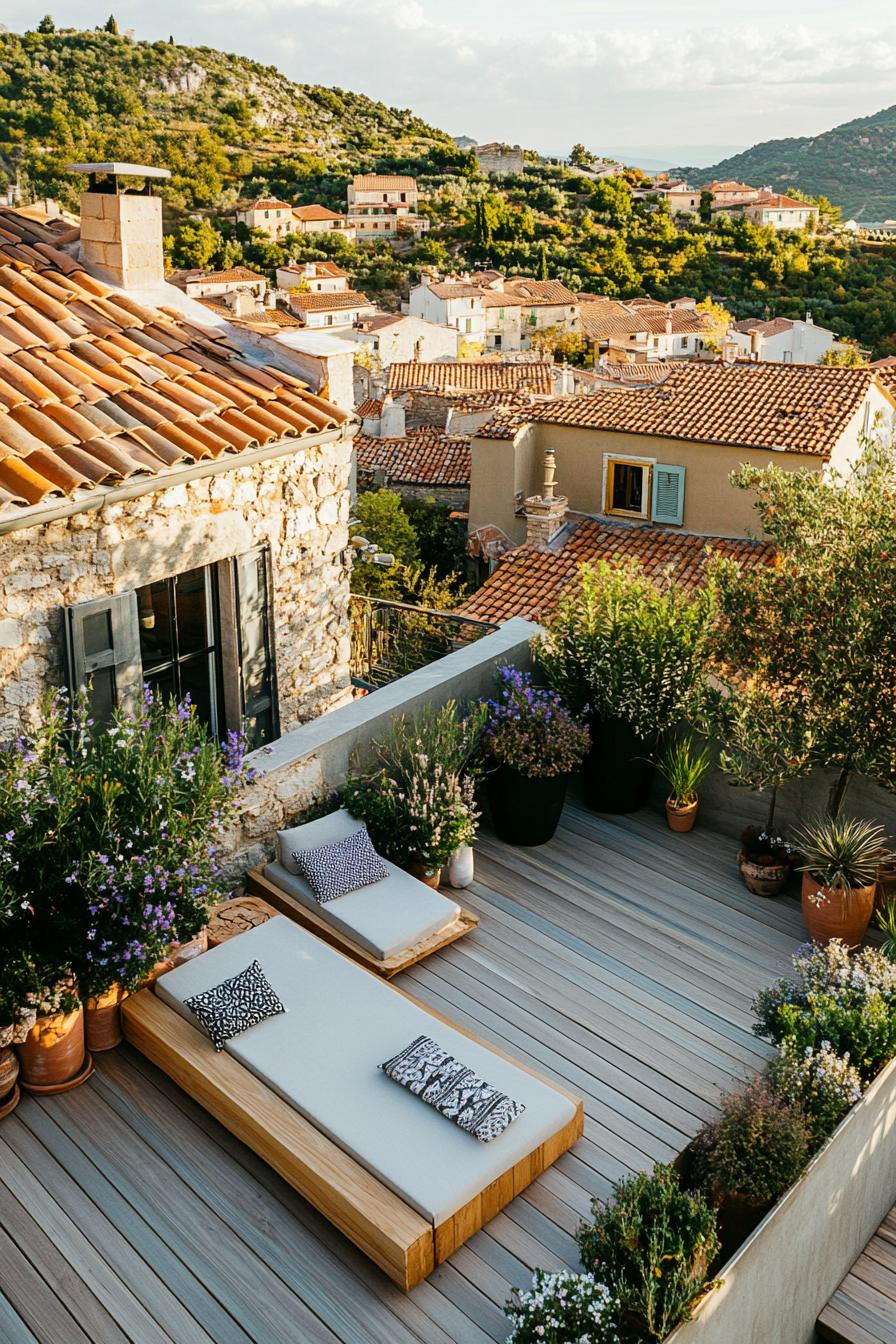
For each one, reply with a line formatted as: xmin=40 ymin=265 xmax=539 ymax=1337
xmin=379 ymin=394 xmax=406 ymax=439
xmin=228 ymin=289 xmax=258 ymax=320
xmin=67 ymin=162 xmax=171 ymax=289
xmin=524 ymin=449 xmax=568 ymax=547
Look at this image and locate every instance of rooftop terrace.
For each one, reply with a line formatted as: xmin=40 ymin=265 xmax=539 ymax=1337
xmin=0 ymin=797 xmax=806 ymax=1344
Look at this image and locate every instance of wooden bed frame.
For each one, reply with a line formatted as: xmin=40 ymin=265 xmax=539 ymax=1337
xmin=245 ymin=864 xmax=479 ymax=977
xmin=122 ymin=974 xmax=583 ymax=1290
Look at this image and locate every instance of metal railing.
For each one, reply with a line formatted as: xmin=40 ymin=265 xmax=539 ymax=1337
xmin=349 ymin=595 xmax=498 ymax=691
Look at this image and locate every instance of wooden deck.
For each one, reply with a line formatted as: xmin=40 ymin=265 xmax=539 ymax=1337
xmin=0 ymin=801 xmax=808 ymax=1344
xmin=818 ymin=1205 xmax=896 ymax=1344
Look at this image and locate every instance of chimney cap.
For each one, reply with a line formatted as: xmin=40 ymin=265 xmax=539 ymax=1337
xmin=66 ymin=162 xmax=171 ymax=180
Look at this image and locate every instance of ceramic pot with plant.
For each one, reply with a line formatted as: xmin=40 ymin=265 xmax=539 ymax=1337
xmin=483 ymin=667 xmax=590 ymax=847
xmin=656 ymin=736 xmax=712 ymax=833
xmin=795 ymin=815 xmax=887 ymax=946
xmin=537 ymin=560 xmax=713 ymax=817
xmin=16 ymin=977 xmax=89 ymax=1093
xmin=691 ymin=1076 xmax=810 ymax=1261
xmin=737 ymin=826 xmax=797 ymax=897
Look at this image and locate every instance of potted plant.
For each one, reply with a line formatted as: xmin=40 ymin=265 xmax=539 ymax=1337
xmin=794 ymin=815 xmax=887 ymax=946
xmin=577 ymin=1163 xmax=719 ymax=1341
xmin=483 ymin=667 xmax=590 ymax=846
xmin=655 ymin=736 xmax=712 ymax=833
xmin=342 ymin=702 xmax=484 ymax=886
xmin=691 ymin=1077 xmax=810 ymax=1259
xmin=505 ymin=1269 xmax=619 ymax=1344
xmin=711 ymin=682 xmax=813 ymax=894
xmin=16 ymin=971 xmax=87 ymax=1093
xmin=753 ymin=940 xmax=896 ymax=1085
xmin=537 ymin=560 xmax=713 ymax=814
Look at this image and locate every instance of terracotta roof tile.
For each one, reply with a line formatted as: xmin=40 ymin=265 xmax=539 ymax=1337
xmin=458 ymin=519 xmax=773 ymax=623
xmin=289 ymin=290 xmax=372 ymax=313
xmin=0 ymin=207 xmax=348 ymax=514
xmin=502 ymin=278 xmax=579 ymax=306
xmin=388 ymin=360 xmax=553 ymax=395
xmin=292 ymin=205 xmax=346 ymax=223
xmin=352 ymin=175 xmax=417 ymax=191
xmin=355 ymin=397 xmax=383 ymax=418
xmin=477 ymin=362 xmax=880 ymax=456
xmin=355 ymin=426 xmax=471 ymax=487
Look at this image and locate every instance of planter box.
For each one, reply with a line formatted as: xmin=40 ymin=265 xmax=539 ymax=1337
xmin=666 ymin=1054 xmax=896 ymax=1344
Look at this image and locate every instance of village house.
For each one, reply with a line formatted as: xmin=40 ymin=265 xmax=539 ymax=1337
xmin=233 ymin=197 xmax=295 ymax=240
xmin=706 ymin=180 xmax=760 ymax=212
xmin=169 ymin=266 xmax=268 ymax=303
xmin=579 ymin=297 xmax=712 ymax=363
xmin=275 ymin=260 xmax=350 ymax=295
xmin=729 ymin=314 xmax=849 ymax=364
xmin=346 ymin=174 xmax=429 ymax=241
xmin=290 ymin=203 xmax=356 ymax=242
xmin=0 ymin=163 xmax=358 ymax=746
xmin=407 ymin=281 xmax=488 ymax=345
xmin=347 ymin=312 xmax=458 ymax=367
xmin=354 ymin=424 xmax=472 ymax=509
xmin=287 ymin=288 xmax=376 ymax=330
xmin=743 ymin=192 xmax=819 ymax=231
xmin=465 ymin=361 xmax=896 ymax=552
xmin=472 ymin=142 xmax=525 ymax=175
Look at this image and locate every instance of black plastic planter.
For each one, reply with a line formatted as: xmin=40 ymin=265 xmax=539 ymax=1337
xmin=582 ymin=716 xmax=655 ymax=814
xmin=486 ymin=765 xmax=569 ymax=846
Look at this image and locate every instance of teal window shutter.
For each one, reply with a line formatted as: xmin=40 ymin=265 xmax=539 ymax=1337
xmin=651 ymin=464 xmax=686 ymax=525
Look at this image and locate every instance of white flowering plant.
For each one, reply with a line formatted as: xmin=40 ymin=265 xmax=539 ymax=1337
xmin=506 ymin=1269 xmax=619 ymax=1344
xmin=753 ymin=940 xmax=896 ymax=1083
xmin=767 ymin=1039 xmax=863 ymax=1145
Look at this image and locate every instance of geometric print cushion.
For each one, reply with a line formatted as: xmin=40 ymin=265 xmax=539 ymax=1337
xmin=291 ymin=824 xmax=389 ymax=904
xmin=183 ymin=959 xmax=286 ymax=1052
xmin=381 ymin=1034 xmax=526 ymax=1143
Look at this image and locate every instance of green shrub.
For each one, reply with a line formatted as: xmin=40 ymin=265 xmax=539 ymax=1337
xmin=753 ymin=940 xmax=896 ymax=1082
xmin=692 ymin=1077 xmax=810 ymax=1205
xmin=576 ymin=1164 xmax=719 ymax=1341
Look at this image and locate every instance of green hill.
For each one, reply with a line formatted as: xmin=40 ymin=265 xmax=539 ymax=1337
xmin=0 ymin=25 xmax=461 ymax=215
xmin=680 ymin=105 xmax=896 ymax=220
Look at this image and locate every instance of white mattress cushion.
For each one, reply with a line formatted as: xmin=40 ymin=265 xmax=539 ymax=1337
xmin=269 ymin=809 xmax=460 ymax=960
xmin=155 ymin=917 xmax=577 ymax=1225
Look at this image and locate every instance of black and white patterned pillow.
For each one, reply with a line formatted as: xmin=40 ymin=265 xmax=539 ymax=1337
xmin=184 ymin=959 xmax=286 ymax=1052
xmin=381 ymin=1034 xmax=525 ymax=1142
xmin=291 ymin=824 xmax=389 ymax=904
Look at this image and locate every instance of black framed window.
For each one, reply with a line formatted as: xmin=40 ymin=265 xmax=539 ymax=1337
xmin=64 ymin=549 xmax=279 ymax=747
xmin=136 ymin=566 xmax=224 ymax=736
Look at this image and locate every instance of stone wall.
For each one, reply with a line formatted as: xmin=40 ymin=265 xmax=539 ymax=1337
xmin=0 ymin=438 xmax=354 ymax=741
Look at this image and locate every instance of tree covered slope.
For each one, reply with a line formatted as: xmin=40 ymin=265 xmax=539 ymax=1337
xmin=682 ymin=105 xmax=896 ymax=220
xmin=0 ymin=26 xmax=460 ymax=212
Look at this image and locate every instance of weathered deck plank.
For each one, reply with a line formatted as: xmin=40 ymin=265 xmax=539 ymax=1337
xmin=0 ymin=803 xmax=805 ymax=1344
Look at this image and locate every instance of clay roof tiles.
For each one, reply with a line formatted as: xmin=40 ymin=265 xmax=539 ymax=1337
xmin=458 ymin=518 xmax=773 ymax=624
xmin=355 ymin=426 xmax=472 ymax=487
xmin=289 ymin=290 xmax=372 ymax=313
xmin=388 ymin=360 xmax=553 ymax=395
xmin=476 ymin=362 xmax=881 ymax=456
xmin=0 ymin=208 xmax=348 ymax=513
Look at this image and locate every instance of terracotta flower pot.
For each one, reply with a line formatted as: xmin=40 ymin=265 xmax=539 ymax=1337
xmin=85 ymin=984 xmax=126 ymax=1053
xmin=17 ymin=1005 xmax=86 ymax=1090
xmin=738 ymin=852 xmax=793 ymax=898
xmin=0 ymin=1009 xmax=37 ymax=1049
xmin=407 ymin=858 xmax=442 ymax=888
xmin=0 ymin=1046 xmax=19 ymax=1100
xmin=666 ymin=797 xmax=699 ymax=833
xmin=801 ymin=871 xmax=877 ymax=947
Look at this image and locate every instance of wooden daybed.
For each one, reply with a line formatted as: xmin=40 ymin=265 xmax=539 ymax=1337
xmin=246 ymin=807 xmax=479 ymax=978
xmin=122 ymin=917 xmax=583 ymax=1290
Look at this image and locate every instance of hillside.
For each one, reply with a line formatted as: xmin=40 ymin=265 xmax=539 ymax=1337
xmin=681 ymin=105 xmax=896 ymax=220
xmin=0 ymin=26 xmax=461 ymax=214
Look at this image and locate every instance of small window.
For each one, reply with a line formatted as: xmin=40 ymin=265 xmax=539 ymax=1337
xmin=605 ymin=458 xmax=651 ymax=518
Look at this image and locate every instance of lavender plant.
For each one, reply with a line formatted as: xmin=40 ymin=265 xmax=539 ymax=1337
xmin=484 ymin=666 xmax=590 ymax=779
xmin=0 ymin=687 xmax=251 ymax=1005
xmin=505 ymin=1269 xmax=619 ymax=1344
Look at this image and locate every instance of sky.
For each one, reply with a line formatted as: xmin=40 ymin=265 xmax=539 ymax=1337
xmin=5 ymin=0 xmax=896 ymax=165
